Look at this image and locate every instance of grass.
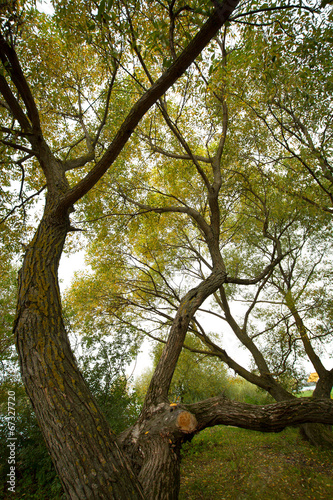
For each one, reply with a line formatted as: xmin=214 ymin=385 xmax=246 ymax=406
xmin=180 ymin=426 xmax=333 ymax=500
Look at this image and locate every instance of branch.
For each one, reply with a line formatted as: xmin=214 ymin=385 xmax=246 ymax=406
xmin=144 ymin=137 xmax=212 ymax=164
xmin=0 ymin=138 xmax=34 ymax=154
xmin=0 ymin=73 xmax=31 ymax=131
xmin=142 ymin=266 xmax=227 ymax=412
xmin=0 ymin=33 xmax=41 ymax=132
xmin=0 ymin=98 xmax=10 ymax=111
xmin=229 ymin=3 xmax=318 ymax=22
xmin=58 ymin=0 xmax=241 ymax=211
xmin=0 ymin=185 xmax=46 ymax=225
xmin=93 ymin=67 xmax=119 ymax=148
xmin=226 ymin=254 xmax=286 ymax=285
xmin=62 ymin=152 xmax=95 ymax=172
xmin=116 ymin=186 xmax=214 ymax=243
xmin=186 ymin=396 xmax=333 ymax=433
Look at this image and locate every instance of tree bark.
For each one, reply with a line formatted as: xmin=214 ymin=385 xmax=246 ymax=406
xmin=119 ymin=404 xmax=197 ymax=499
xmin=14 ymin=208 xmax=144 ymax=499
xmin=300 ymin=371 xmax=333 ymax=449
xmin=186 ymin=395 xmax=333 ymax=432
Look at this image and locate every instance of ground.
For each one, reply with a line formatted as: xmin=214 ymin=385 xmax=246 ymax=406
xmin=180 ymin=426 xmax=333 ymax=500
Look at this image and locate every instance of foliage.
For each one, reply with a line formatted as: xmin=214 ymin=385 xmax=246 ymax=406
xmin=1 ymin=0 xmax=333 ymax=496
xmin=135 ymin=342 xmax=272 ymax=406
xmin=0 ymin=380 xmax=64 ymax=499
xmin=0 ymin=259 xmax=18 ymax=381
xmin=73 ymin=332 xmax=141 ymax=433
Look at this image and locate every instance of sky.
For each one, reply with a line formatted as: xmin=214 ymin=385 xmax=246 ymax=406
xmin=58 ymin=250 xmax=86 ymax=292
xmin=37 ymin=0 xmax=54 ymax=15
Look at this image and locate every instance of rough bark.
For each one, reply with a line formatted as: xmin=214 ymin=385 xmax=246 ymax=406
xmin=186 ymin=396 xmax=333 ymax=432
xmin=300 ymin=373 xmax=333 ymax=449
xmin=14 ymin=207 xmax=145 ymax=499
xmin=119 ymin=404 xmax=197 ymax=499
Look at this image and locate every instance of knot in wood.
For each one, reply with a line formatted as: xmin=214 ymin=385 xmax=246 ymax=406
xmin=176 ymin=411 xmax=197 ymax=433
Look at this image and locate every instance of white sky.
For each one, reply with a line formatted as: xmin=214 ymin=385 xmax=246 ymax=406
xmin=37 ymin=0 xmax=54 ymax=15
xmin=58 ymin=250 xmax=86 ymax=292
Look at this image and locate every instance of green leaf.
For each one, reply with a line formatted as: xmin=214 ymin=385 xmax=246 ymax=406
xmin=97 ymin=0 xmax=106 ymax=22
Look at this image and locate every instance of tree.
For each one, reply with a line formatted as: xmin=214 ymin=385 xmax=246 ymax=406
xmin=1 ymin=1 xmax=333 ymax=499
xmin=64 ymin=0 xmax=333 ymax=446
xmin=230 ymin=4 xmax=333 ymax=215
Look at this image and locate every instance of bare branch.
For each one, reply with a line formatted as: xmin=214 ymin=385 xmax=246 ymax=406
xmin=63 ymin=152 xmax=95 ymax=172
xmin=0 ymin=185 xmax=46 ymax=225
xmin=0 ymin=73 xmax=31 ymax=131
xmin=226 ymin=254 xmax=286 ymax=285
xmin=143 ymin=138 xmax=212 ymax=164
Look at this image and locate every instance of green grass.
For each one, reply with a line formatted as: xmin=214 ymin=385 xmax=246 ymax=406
xmin=180 ymin=427 xmax=333 ymax=500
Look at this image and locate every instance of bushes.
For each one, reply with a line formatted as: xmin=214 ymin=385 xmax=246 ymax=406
xmin=225 ymin=377 xmax=273 ymax=405
xmin=135 ymin=342 xmax=273 ymax=406
xmin=0 ymin=380 xmax=64 ymax=499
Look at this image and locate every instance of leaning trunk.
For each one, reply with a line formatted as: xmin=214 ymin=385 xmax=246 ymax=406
xmin=14 ymin=208 xmax=144 ymax=499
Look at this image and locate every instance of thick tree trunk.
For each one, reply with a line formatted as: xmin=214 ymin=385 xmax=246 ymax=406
xmin=300 ymin=423 xmax=333 ymax=449
xmin=119 ymin=404 xmax=197 ymax=500
xmin=14 ymin=209 xmax=144 ymax=499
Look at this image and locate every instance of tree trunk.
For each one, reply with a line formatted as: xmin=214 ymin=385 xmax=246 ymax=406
xmin=300 ymin=423 xmax=333 ymax=449
xmin=14 ymin=209 xmax=144 ymax=499
xmin=299 ymin=373 xmax=333 ymax=449
xmin=263 ymin=373 xmax=333 ymax=448
xmin=119 ymin=404 xmax=197 ymax=500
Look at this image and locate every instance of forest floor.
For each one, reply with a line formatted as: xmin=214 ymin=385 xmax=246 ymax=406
xmin=179 ymin=426 xmax=333 ymax=500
